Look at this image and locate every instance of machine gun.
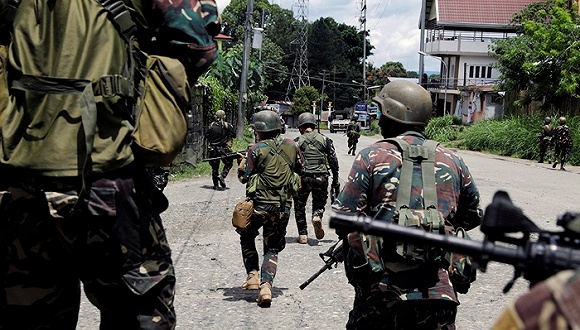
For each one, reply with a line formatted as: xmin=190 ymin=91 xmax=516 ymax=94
xmin=299 ymin=239 xmax=344 ymax=290
xmin=202 ymin=151 xmax=246 ymax=162
xmin=328 ymin=190 xmax=580 ymax=293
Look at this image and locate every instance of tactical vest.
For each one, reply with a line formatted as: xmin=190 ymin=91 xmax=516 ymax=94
xmin=298 ymin=132 xmax=328 ymax=174
xmin=206 ymin=121 xmax=229 ymax=146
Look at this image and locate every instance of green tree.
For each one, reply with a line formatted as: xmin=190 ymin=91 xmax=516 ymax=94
xmin=291 ymin=86 xmax=319 ymax=115
xmin=491 ymin=0 xmax=580 ymax=110
xmin=367 ymin=61 xmax=407 ymax=86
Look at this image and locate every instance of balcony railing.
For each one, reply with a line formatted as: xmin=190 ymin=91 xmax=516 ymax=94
xmin=424 ymin=77 xmax=501 ymax=90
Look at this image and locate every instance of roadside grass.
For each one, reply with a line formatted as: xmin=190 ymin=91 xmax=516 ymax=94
xmin=426 ymin=115 xmax=580 ymax=165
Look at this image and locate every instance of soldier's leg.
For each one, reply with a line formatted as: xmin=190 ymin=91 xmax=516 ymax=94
xmin=294 ymin=184 xmax=311 ymax=237
xmin=539 ymin=141 xmax=546 ymax=163
xmin=260 ymin=204 xmax=288 ymax=285
xmin=0 ymin=185 xmax=81 ymax=330
xmin=237 ymin=208 xmax=265 ymax=275
xmin=209 ymin=159 xmax=220 ymax=189
xmin=311 ymin=175 xmax=329 ymax=219
xmin=81 ymin=175 xmax=176 ymax=329
xmin=390 ymin=300 xmax=458 ymax=329
xmin=219 ymin=158 xmax=234 ymax=188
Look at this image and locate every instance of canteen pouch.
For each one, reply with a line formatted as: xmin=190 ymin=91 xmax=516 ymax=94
xmin=232 ymin=199 xmax=254 ymax=229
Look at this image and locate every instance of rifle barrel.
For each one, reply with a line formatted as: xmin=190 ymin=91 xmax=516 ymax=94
xmin=299 ymin=262 xmax=333 ymax=290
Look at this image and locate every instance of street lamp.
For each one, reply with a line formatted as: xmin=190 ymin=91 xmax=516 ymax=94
xmin=418 ymin=51 xmax=448 ymax=116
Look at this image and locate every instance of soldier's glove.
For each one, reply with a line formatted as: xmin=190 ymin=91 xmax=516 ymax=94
xmin=238 ymin=157 xmax=247 ymax=169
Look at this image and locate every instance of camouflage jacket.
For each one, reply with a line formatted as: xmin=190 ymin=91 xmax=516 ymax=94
xmin=333 ymin=132 xmax=483 ymax=303
xmin=205 ymin=120 xmax=235 ymax=148
xmin=553 ymin=125 xmax=573 ymax=148
xmin=540 ymin=124 xmax=554 ymax=141
xmin=493 ymin=268 xmax=580 ymax=329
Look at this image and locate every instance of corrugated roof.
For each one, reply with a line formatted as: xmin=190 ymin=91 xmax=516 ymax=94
xmin=437 ymin=0 xmax=544 ymax=26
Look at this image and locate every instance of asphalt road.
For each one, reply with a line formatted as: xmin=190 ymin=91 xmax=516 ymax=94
xmin=77 ymin=128 xmax=580 ymax=329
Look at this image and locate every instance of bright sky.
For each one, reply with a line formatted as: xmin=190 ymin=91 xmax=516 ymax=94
xmin=215 ymin=0 xmax=442 ymax=73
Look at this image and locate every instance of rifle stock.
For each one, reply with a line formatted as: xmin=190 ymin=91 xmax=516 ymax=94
xmin=329 ymin=190 xmax=580 ymax=293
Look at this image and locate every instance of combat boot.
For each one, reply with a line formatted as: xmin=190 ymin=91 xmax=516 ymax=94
xmin=297 ymin=235 xmax=308 ymax=244
xmin=242 ymin=270 xmax=260 ymax=290
xmin=552 ymin=161 xmax=558 ymax=169
xmin=218 ymin=175 xmax=227 ymax=188
xmin=257 ymin=282 xmax=272 ymax=307
xmin=312 ymin=216 xmax=325 ymax=240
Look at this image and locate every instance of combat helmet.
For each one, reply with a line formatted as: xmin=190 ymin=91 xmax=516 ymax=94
xmin=216 ymin=110 xmax=226 ymax=119
xmin=372 ymin=80 xmax=432 ymax=126
xmin=559 ymin=116 xmax=567 ymax=125
xmin=298 ymin=112 xmax=317 ymax=128
xmin=544 ymin=116 xmax=551 ymax=124
xmin=253 ymin=110 xmax=281 ymax=132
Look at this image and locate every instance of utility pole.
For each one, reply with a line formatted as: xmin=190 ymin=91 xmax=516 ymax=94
xmin=318 ymin=70 xmax=329 ymax=133
xmin=419 ymin=0 xmax=426 ymax=86
xmin=237 ymin=0 xmax=254 ymax=138
xmin=360 ymin=0 xmax=367 ymax=102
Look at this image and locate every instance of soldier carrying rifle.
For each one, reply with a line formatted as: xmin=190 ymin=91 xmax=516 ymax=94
xmin=205 ymin=109 xmax=236 ymax=190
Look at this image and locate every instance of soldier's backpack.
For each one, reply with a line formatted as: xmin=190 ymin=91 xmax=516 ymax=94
xmin=0 ymin=0 xmax=219 ymax=166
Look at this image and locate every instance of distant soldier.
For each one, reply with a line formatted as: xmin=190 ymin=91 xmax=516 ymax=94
xmin=205 ymin=110 xmax=236 ymax=189
xmin=347 ymin=115 xmax=361 ymax=155
xmin=538 ymin=116 xmax=554 ymax=164
xmin=293 ymin=112 xmax=340 ymax=243
xmin=552 ymin=116 xmax=573 ymax=171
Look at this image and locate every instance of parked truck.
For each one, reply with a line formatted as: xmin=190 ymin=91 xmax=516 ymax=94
xmin=329 ymin=109 xmax=352 ymax=133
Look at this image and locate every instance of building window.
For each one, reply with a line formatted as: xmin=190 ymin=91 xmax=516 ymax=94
xmin=468 ymin=65 xmax=494 ymax=79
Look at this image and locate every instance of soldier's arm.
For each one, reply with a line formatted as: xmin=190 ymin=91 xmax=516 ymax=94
xmin=294 ymin=144 xmax=305 ymax=176
xmin=325 ymin=137 xmax=340 ymax=180
xmin=454 ymin=162 xmax=483 ymax=231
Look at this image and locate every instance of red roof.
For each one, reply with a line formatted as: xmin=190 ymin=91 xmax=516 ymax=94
xmin=214 ymin=33 xmax=233 ymax=41
xmin=437 ymin=0 xmax=544 ymax=25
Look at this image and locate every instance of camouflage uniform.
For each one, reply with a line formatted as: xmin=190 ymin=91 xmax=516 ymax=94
xmin=493 ymin=268 xmax=580 ymax=330
xmin=293 ymin=131 xmax=339 ymax=238
xmin=347 ymin=120 xmax=361 ymax=155
xmin=237 ymin=136 xmax=304 ymax=290
xmin=333 ymin=132 xmax=483 ymax=329
xmin=552 ymin=123 xmax=573 ymax=170
xmin=205 ymin=118 xmax=236 ymax=189
xmin=0 ymin=1 xmax=220 ymax=328
xmin=538 ymin=122 xmax=554 ymax=164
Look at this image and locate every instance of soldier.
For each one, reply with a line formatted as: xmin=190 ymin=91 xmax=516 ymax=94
xmin=205 ymin=109 xmax=236 ymax=189
xmin=538 ymin=116 xmax=554 ymax=164
xmin=552 ymin=116 xmax=573 ymax=171
xmin=236 ymin=110 xmax=304 ymax=307
xmin=293 ymin=112 xmax=340 ymax=244
xmin=333 ymin=81 xmax=483 ymax=329
xmin=0 ymin=1 xmax=220 ymax=328
xmin=347 ymin=115 xmax=361 ymax=155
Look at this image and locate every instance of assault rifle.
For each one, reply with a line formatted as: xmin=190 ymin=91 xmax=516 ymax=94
xmin=299 ymin=239 xmax=344 ymax=290
xmin=330 ymin=182 xmax=341 ymax=204
xmin=202 ymin=151 xmax=246 ymax=162
xmin=328 ymin=190 xmax=580 ymax=293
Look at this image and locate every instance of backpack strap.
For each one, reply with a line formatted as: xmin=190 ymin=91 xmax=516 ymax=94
xmin=383 ymin=138 xmax=439 ymax=211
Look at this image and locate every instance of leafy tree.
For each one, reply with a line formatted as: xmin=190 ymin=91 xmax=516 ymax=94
xmin=366 ymin=61 xmax=407 ymax=86
xmin=291 ymin=86 xmax=319 ymax=115
xmin=491 ymin=0 xmax=580 ymax=110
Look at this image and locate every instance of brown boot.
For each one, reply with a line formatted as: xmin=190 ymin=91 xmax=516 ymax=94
xmin=257 ymin=282 xmax=272 ymax=307
xmin=297 ymin=235 xmax=308 ymax=244
xmin=242 ymin=270 xmax=259 ymax=290
xmin=312 ymin=216 xmax=325 ymax=239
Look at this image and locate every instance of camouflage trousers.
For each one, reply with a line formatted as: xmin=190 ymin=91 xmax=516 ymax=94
xmin=539 ymin=138 xmax=552 ymax=163
xmin=347 ymin=287 xmax=457 ymax=330
xmin=348 ymin=137 xmax=359 ymax=154
xmin=554 ymin=143 xmax=572 ymax=166
xmin=237 ymin=203 xmax=289 ymax=285
xmin=0 ymin=167 xmax=176 ymax=330
xmin=293 ymin=174 xmax=329 ymax=236
xmin=208 ymin=146 xmax=233 ymax=187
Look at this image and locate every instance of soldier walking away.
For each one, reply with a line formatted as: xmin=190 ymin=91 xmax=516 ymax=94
xmin=236 ymin=110 xmax=304 ymax=307
xmin=205 ymin=109 xmax=236 ymax=189
xmin=538 ymin=116 xmax=554 ymax=164
xmin=552 ymin=116 xmax=573 ymax=171
xmin=0 ymin=1 xmax=220 ymax=329
xmin=332 ymin=81 xmax=483 ymax=329
xmin=293 ymin=112 xmax=340 ymax=244
xmin=347 ymin=115 xmax=361 ymax=155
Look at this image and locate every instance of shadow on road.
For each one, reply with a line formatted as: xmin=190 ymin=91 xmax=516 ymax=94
xmin=219 ymin=286 xmax=287 ymax=303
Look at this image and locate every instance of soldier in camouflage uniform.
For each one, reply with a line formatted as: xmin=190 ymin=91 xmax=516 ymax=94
xmin=293 ymin=112 xmax=340 ymax=243
xmin=347 ymin=115 xmax=361 ymax=155
xmin=236 ymin=110 xmax=304 ymax=307
xmin=538 ymin=116 xmax=554 ymax=164
xmin=205 ymin=109 xmax=236 ymax=189
xmin=493 ymin=268 xmax=580 ymax=329
xmin=0 ymin=1 xmax=220 ymax=329
xmin=332 ymin=81 xmax=483 ymax=329
xmin=552 ymin=117 xmax=573 ymax=171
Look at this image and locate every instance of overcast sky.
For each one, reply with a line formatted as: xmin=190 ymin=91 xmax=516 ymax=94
xmin=215 ymin=0 xmax=442 ymax=73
